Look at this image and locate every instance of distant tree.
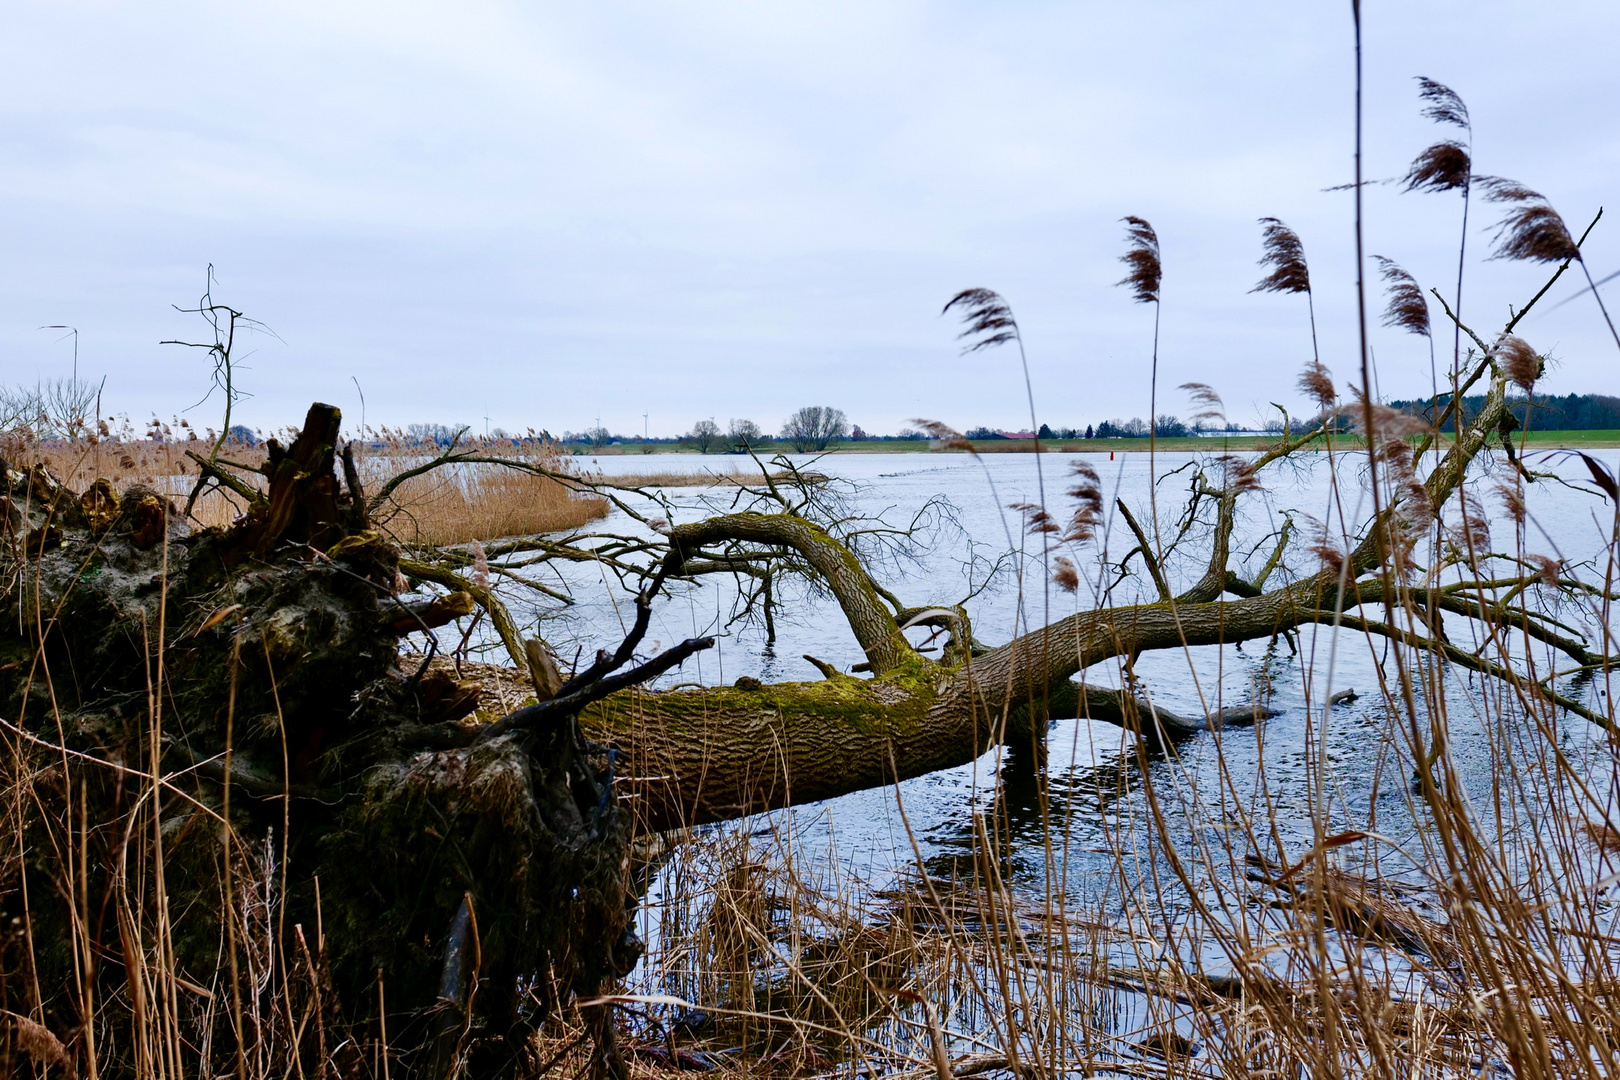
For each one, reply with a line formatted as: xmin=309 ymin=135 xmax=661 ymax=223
xmin=406 ymin=422 xmax=466 ymax=445
xmin=1037 ymin=423 xmax=1054 ymax=440
xmin=1084 ymin=424 xmax=1095 ymax=439
xmin=850 ymin=425 xmax=867 ymax=441
xmin=688 ymin=419 xmax=722 ymax=453
xmin=1386 ymin=391 xmax=1620 ymax=434
xmin=34 ymin=378 xmax=102 ymax=441
xmin=1154 ymin=415 xmax=1189 ymax=438
xmin=780 ymin=406 xmax=848 ymax=452
xmin=1095 ymin=418 xmax=1149 ymax=438
xmin=727 ymin=418 xmax=764 ymax=452
xmin=895 ymin=427 xmax=926 ymax=441
xmin=964 ymin=426 xmax=1004 ymax=440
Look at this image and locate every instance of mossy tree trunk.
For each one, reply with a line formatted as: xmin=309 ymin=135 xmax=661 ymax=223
xmin=570 ymin=358 xmax=1607 ymax=830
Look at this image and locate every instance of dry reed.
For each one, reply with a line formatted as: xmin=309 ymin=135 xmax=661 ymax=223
xmin=10 ymin=53 xmax=1620 ymax=1080
xmin=9 ymin=433 xmax=614 ymax=541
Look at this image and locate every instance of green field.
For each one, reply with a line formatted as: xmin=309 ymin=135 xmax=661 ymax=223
xmin=572 ymin=430 xmax=1620 ymax=456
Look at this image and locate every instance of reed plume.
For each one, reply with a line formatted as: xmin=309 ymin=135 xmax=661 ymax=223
xmin=1495 ymin=479 xmax=1526 ymax=528
xmin=1179 ymin=381 xmax=1225 ymax=427
xmin=1182 ymin=383 xmax=1239 ymax=475
xmin=1405 ymin=77 xmax=1471 ymax=192
xmin=1250 ymin=218 xmax=1311 ymax=295
xmin=1117 ymin=217 xmax=1161 ymax=304
xmin=1403 ymin=141 xmax=1471 ymax=194
xmin=910 ymin=419 xmax=976 ymax=454
xmin=1009 ymin=502 xmax=1060 ymax=536
xmin=942 ymin=288 xmax=1020 ymax=353
xmin=1251 ymin=218 xmax=1323 ymax=375
xmin=1493 ymin=334 xmax=1542 ymax=392
xmin=1214 ymin=454 xmax=1262 ymax=494
xmin=1370 ymin=420 xmax=1434 ymax=530
xmin=1451 ymin=489 xmax=1491 ymax=552
xmin=941 ymin=288 xmax=1048 ymax=549
xmin=1372 ymin=257 xmax=1429 ymax=337
xmin=1404 ymin=77 xmax=1473 ymax=388
xmin=1416 ymin=76 xmax=1470 ymax=129
xmin=1528 ymin=553 xmax=1561 ymax=587
xmin=1307 ymin=518 xmax=1346 ymax=575
xmin=1051 ymin=554 xmax=1080 ymax=593
xmin=1299 ymin=360 xmax=1337 ymax=410
xmin=1374 ymin=255 xmax=1437 ymax=402
xmin=1349 ymin=400 xmax=1428 ymax=441
xmin=1117 ymin=216 xmax=1164 ymax=527
xmin=1478 ymin=178 xmax=1580 ymax=263
xmin=1475 ymin=179 xmax=1620 ymax=352
xmin=1063 ymin=461 xmax=1103 ymax=544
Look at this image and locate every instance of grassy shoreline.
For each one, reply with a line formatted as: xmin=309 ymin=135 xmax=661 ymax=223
xmin=572 ymin=429 xmax=1620 ymax=455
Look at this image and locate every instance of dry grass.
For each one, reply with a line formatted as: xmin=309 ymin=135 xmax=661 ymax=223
xmin=12 ymin=429 xmax=1620 ymax=1079
xmin=10 ymin=432 xmax=1620 ymax=1078
xmin=6 ymin=434 xmax=788 ymax=545
xmin=597 ymin=468 xmax=790 ymax=488
xmin=8 ymin=435 xmax=255 ymax=528
xmin=8 ymin=73 xmax=1620 ymax=1076
xmin=7 ymin=434 xmax=614 ymax=541
xmin=376 ymin=457 xmax=609 ymax=544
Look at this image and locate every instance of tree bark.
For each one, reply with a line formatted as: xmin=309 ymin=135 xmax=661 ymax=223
xmin=582 ymin=579 xmax=1337 ymax=831
xmin=576 ymin=364 xmax=1603 ymax=831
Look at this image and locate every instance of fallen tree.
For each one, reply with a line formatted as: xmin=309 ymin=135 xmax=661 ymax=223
xmin=571 ymin=360 xmax=1611 ymax=829
xmin=2 ymin=254 xmax=1613 ymax=1076
xmin=431 ymin=260 xmax=1614 ymax=831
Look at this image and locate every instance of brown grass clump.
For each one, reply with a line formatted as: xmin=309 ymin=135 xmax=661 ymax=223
xmin=600 ymin=468 xmax=793 ymax=489
xmin=12 ymin=433 xmax=614 ymax=542
xmin=379 ymin=459 xmax=608 ymax=544
xmin=22 ymin=436 xmax=262 ymax=529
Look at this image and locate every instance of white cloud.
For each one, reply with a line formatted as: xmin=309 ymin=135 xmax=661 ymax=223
xmin=1 ymin=0 xmax=1616 ymax=436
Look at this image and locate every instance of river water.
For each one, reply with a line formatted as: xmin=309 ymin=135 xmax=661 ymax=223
xmin=461 ymin=447 xmax=1620 ymax=912
xmin=434 ymin=442 xmax=1620 ymax=1063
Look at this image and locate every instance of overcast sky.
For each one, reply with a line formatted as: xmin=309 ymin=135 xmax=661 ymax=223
xmin=2 ymin=1 xmax=1616 ymax=438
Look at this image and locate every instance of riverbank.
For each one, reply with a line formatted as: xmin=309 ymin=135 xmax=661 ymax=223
xmin=570 ymin=428 xmax=1620 ymax=455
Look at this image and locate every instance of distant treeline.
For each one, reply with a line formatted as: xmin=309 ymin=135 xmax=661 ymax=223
xmin=1389 ymin=392 xmax=1620 ymax=432
xmin=384 ymin=392 xmax=1620 ymax=452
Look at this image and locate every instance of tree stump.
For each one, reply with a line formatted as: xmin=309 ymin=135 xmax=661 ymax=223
xmin=1 ymin=403 xmax=639 ymax=1078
